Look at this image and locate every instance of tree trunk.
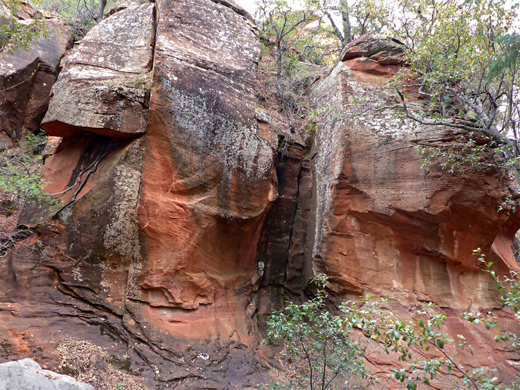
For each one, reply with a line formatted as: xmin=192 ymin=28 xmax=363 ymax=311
xmin=340 ymin=0 xmax=351 ymax=45
xmin=94 ymin=0 xmax=107 ymax=23
xmin=341 ymin=9 xmax=351 ymax=45
xmin=276 ymin=44 xmax=283 ymax=99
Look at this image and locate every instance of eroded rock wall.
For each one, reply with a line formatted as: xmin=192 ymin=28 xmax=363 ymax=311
xmin=2 ymin=8 xmax=520 ymax=390
xmin=308 ymin=35 xmax=520 ymax=382
xmin=1 ymin=0 xmax=276 ymax=388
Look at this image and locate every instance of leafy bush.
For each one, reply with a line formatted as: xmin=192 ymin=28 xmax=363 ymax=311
xmin=265 ymin=269 xmax=520 ymax=390
xmin=264 ymin=275 xmax=369 ymax=390
xmin=0 ymin=131 xmax=57 ymax=209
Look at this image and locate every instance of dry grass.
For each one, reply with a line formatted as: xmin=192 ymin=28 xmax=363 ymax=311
xmin=57 ymin=338 xmax=148 ymax=390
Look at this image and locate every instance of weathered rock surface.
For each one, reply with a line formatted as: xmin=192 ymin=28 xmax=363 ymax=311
xmin=2 ymin=8 xmax=520 ymax=390
xmin=2 ymin=0 xmax=276 ymax=388
xmin=125 ymin=0 xmax=275 ymax=385
xmin=340 ymin=34 xmax=406 ymax=64
xmin=42 ymin=2 xmax=155 ymax=138
xmin=0 ymin=7 xmax=72 ymax=146
xmin=309 ymin=35 xmax=520 ymax=383
xmin=0 ymin=359 xmax=94 ymax=390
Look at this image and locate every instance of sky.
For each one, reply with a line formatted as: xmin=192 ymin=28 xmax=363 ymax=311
xmin=235 ymin=0 xmax=258 ymax=15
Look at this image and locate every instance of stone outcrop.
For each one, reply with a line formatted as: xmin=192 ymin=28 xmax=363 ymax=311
xmin=0 ymin=359 xmax=94 ymax=390
xmin=0 ymin=6 xmax=72 ymax=147
xmin=308 ymin=34 xmax=520 ymax=382
xmin=2 ymin=0 xmax=276 ymax=388
xmin=1 ymin=9 xmax=520 ymax=390
xmin=42 ymin=2 xmax=155 ymax=138
xmin=340 ymin=34 xmax=405 ymax=75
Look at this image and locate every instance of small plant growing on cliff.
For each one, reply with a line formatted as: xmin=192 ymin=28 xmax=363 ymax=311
xmin=266 ymin=270 xmax=520 ymax=390
xmin=0 ymin=132 xmax=57 ymax=208
xmin=417 ymin=135 xmax=518 ymax=175
xmin=264 ymin=274 xmax=368 ymax=390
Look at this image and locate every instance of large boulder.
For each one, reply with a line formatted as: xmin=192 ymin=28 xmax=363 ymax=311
xmin=340 ymin=34 xmax=405 ymax=75
xmin=1 ymin=0 xmax=276 ymax=388
xmin=0 ymin=359 xmax=94 ymax=390
xmin=41 ymin=2 xmax=155 ymax=138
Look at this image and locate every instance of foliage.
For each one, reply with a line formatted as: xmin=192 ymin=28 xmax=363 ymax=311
xmin=384 ymin=0 xmax=520 ymax=175
xmin=266 ymin=269 xmax=520 ymax=390
xmin=417 ymin=135 xmax=519 ymax=175
xmin=264 ymin=275 xmax=368 ymax=390
xmin=0 ymin=0 xmax=47 ymax=52
xmin=256 ymin=0 xmax=332 ymax=107
xmin=35 ymin=0 xmax=112 ymax=39
xmin=473 ymin=248 xmax=520 ymax=322
xmin=316 ymin=0 xmax=387 ymax=46
xmin=0 ymin=132 xmax=57 ymax=209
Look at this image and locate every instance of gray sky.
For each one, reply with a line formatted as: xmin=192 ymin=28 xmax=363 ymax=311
xmin=235 ymin=0 xmax=258 ymax=15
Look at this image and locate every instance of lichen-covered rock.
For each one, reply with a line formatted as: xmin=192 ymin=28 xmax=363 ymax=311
xmin=340 ymin=34 xmax=406 ymax=64
xmin=41 ymin=2 xmax=155 ymax=138
xmin=0 ymin=359 xmax=94 ymax=390
xmin=124 ymin=0 xmax=275 ymax=384
xmin=3 ymin=5 xmax=520 ymax=390
xmin=0 ymin=9 xmax=72 ymax=144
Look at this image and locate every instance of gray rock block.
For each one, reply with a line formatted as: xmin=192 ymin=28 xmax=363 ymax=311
xmin=0 ymin=359 xmax=95 ymax=390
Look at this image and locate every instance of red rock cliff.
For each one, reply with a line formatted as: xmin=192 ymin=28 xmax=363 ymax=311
xmin=1 ymin=8 xmax=519 ymax=390
xmin=308 ymin=35 xmax=520 ymax=383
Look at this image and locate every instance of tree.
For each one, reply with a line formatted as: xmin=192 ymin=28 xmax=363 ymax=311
xmin=264 ymin=275 xmax=369 ymax=390
xmin=37 ymin=0 xmax=112 ymax=39
xmin=397 ymin=0 xmax=518 ymax=136
xmin=372 ymin=0 xmax=520 ymax=174
xmin=256 ymin=0 xmax=324 ymax=100
xmin=317 ymin=0 xmax=386 ymax=46
xmin=94 ymin=0 xmax=107 ymax=22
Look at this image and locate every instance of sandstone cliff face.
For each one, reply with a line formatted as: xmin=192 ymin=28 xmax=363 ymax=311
xmin=1 ymin=7 xmax=520 ymax=390
xmin=2 ymin=1 xmax=276 ymax=388
xmin=308 ymin=35 xmax=520 ymax=381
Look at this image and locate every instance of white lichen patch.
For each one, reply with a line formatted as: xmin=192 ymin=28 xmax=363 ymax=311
xmin=166 ymin=83 xmax=272 ymax=179
xmin=103 ymin=166 xmax=141 ymax=260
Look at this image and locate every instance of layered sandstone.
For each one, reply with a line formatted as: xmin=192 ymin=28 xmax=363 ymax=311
xmin=2 ymin=1 xmax=276 ymax=388
xmin=308 ymin=35 xmax=520 ymax=382
xmin=41 ymin=2 xmax=155 ymax=138
xmin=1 ymin=9 xmax=520 ymax=390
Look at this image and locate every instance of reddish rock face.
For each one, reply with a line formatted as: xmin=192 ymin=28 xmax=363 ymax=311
xmin=2 ymin=0 xmax=276 ymax=388
xmin=0 ymin=9 xmax=72 ymax=145
xmin=127 ymin=0 xmax=275 ymax=368
xmin=309 ymin=36 xmax=520 ymax=382
xmin=2 ymin=8 xmax=520 ymax=390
